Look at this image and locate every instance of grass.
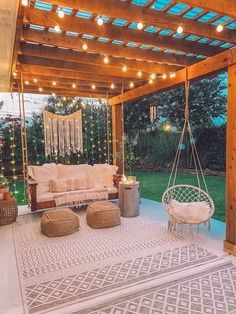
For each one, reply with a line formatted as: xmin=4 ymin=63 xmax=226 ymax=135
xmin=132 ymin=170 xmax=226 ymax=222
xmin=9 ymin=171 xmax=226 ymax=222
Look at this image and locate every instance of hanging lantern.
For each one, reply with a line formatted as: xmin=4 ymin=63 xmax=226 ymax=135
xmin=149 ymin=103 xmax=157 ymax=124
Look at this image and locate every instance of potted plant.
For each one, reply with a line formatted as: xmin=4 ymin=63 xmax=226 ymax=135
xmin=0 ymin=176 xmax=9 ymax=200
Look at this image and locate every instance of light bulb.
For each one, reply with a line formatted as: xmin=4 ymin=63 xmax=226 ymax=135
xmin=82 ymin=43 xmax=88 ymax=50
xmin=129 ymin=81 xmax=134 ymax=88
xmin=54 ymin=25 xmax=60 ymax=32
xmin=38 ymin=87 xmax=43 ymax=92
xmin=150 ymin=73 xmax=156 ymax=80
xmin=58 ymin=9 xmax=64 ymax=18
xmin=92 ymin=83 xmax=96 ymax=89
xmin=137 ymin=22 xmax=144 ymax=30
xmin=162 ymin=73 xmax=167 ymax=79
xmin=33 ymin=78 xmax=37 ymax=83
xmin=52 ymin=81 xmax=56 ymax=86
xmin=21 ymin=0 xmax=28 ymax=6
xmin=25 ymin=80 xmax=29 ymax=85
xmin=137 ymin=71 xmax=142 ymax=77
xmin=111 ymin=83 xmax=115 ymax=89
xmin=72 ymin=83 xmax=76 ymax=88
xmin=177 ymin=25 xmax=183 ymax=34
xmin=52 ymin=93 xmax=56 ymax=97
xmin=170 ymin=72 xmax=176 ymax=78
xmin=104 ymin=56 xmax=109 ymax=64
xmin=13 ymin=72 xmax=17 ymax=77
xmin=122 ymin=65 xmax=127 ymax=72
xmin=97 ymin=17 xmax=103 ymax=26
xmin=216 ymin=24 xmax=224 ymax=32
xmin=63 ymin=96 xmax=66 ymax=100
xmin=149 ymin=79 xmax=153 ymax=84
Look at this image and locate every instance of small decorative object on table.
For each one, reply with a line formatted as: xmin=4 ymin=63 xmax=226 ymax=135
xmin=0 ymin=176 xmax=9 ymax=201
xmin=0 ymin=198 xmax=18 ymax=226
xmin=119 ymin=177 xmax=140 ymax=218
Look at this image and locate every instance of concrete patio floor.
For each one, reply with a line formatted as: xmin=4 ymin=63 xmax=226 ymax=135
xmin=0 ymin=198 xmax=233 ymax=314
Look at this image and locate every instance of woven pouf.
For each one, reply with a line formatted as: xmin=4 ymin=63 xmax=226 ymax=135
xmin=86 ymin=201 xmax=120 ymax=229
xmin=41 ymin=208 xmax=80 ymax=237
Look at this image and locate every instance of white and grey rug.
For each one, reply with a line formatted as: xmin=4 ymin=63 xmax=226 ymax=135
xmin=12 ymin=211 xmax=235 ymax=314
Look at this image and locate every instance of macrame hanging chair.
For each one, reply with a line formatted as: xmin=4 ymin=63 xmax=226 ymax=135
xmin=162 ymin=69 xmax=215 ymax=235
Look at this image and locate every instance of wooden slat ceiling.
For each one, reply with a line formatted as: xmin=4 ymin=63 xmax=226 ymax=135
xmin=11 ymin=0 xmax=236 ymax=98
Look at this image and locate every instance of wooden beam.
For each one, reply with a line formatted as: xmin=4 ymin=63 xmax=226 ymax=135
xmin=16 ymin=64 xmax=138 ymax=84
xmin=224 ymin=63 xmax=236 ymax=255
xmin=112 ymin=104 xmax=123 ymax=174
xmin=109 ymin=47 xmax=236 ymax=105
xmin=22 ymin=28 xmax=192 ymax=66
xmin=19 ymin=55 xmax=147 ymax=80
xmin=178 ymin=0 xmax=236 ymax=20
xmin=24 ymin=7 xmax=220 ymax=57
xmin=47 ymin=0 xmax=236 ymax=44
xmin=20 ymin=42 xmax=179 ymax=74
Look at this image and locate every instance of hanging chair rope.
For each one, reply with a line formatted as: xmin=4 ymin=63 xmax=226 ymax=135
xmin=167 ymin=67 xmax=208 ymax=193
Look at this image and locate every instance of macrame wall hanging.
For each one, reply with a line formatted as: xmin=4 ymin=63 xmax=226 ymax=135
xmin=43 ymin=110 xmax=83 ymax=157
xmin=149 ymin=103 xmax=157 ymax=124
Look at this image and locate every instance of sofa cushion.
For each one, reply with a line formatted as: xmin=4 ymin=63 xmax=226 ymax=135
xmin=66 ymin=177 xmax=89 ymax=190
xmin=50 ymin=179 xmax=68 ymax=193
xmin=92 ymin=164 xmax=117 ymax=188
xmin=94 ymin=164 xmax=118 ymax=175
xmin=30 ymin=163 xmax=58 ymax=183
xmin=37 ymin=191 xmax=54 ymax=202
xmin=57 ymin=164 xmax=92 ymax=179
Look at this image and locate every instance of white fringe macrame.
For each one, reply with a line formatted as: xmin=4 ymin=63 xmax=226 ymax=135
xmin=43 ymin=110 xmax=83 ymax=157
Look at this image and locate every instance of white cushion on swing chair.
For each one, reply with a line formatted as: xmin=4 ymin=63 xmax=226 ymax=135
xmin=169 ymin=199 xmax=211 ymax=224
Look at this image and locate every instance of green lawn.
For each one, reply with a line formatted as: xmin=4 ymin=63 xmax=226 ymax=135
xmin=10 ymin=171 xmax=226 ymax=222
xmin=132 ymin=170 xmax=226 ymax=222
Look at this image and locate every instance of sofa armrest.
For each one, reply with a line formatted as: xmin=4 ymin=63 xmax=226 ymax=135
xmin=26 ymin=176 xmax=38 ymax=212
xmin=113 ymin=174 xmax=123 ymax=188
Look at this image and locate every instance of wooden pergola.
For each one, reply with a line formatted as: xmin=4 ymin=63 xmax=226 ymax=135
xmin=10 ymin=0 xmax=236 ymax=254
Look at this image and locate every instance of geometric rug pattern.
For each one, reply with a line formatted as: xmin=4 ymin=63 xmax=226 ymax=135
xmin=81 ymin=263 xmax=236 ymax=314
xmin=13 ymin=211 xmax=233 ymax=314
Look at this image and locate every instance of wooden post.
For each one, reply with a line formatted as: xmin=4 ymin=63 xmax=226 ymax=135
xmin=224 ymin=64 xmax=236 ymax=255
xmin=112 ymin=104 xmax=123 ymax=174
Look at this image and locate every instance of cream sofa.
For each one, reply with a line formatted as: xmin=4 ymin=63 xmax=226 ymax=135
xmin=27 ymin=163 xmax=121 ymax=212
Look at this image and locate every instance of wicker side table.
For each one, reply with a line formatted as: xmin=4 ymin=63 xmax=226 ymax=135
xmin=0 ymin=199 xmax=18 ymax=226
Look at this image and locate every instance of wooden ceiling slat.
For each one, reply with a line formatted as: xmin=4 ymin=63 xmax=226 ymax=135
xmin=16 ymin=64 xmax=137 ymax=83
xmin=24 ymin=7 xmax=221 ymax=57
xmin=45 ymin=0 xmax=236 ymax=45
xmin=20 ymin=42 xmax=179 ymax=74
xmin=18 ymin=55 xmax=150 ymax=80
xmin=108 ymin=47 xmax=236 ymax=105
xmin=22 ymin=28 xmax=191 ymax=66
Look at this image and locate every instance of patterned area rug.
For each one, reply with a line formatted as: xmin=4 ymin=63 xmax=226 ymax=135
xmin=13 ymin=211 xmax=232 ymax=314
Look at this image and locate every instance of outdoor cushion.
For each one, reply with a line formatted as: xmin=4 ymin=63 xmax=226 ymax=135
xmin=86 ymin=201 xmax=120 ymax=229
xmin=37 ymin=191 xmax=54 ymax=202
xmin=57 ymin=164 xmax=92 ymax=179
xmin=30 ymin=163 xmax=58 ymax=183
xmin=41 ymin=208 xmax=80 ymax=237
xmin=169 ymin=199 xmax=211 ymax=224
xmin=66 ymin=177 xmax=89 ymax=190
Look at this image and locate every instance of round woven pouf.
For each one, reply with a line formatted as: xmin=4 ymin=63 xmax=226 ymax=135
xmin=86 ymin=201 xmax=120 ymax=229
xmin=41 ymin=208 xmax=80 ymax=237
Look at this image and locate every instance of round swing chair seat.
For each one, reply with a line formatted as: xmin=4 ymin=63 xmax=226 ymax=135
xmin=162 ymin=185 xmax=215 ymax=233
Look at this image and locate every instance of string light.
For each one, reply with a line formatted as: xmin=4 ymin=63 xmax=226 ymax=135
xmin=149 ymin=79 xmax=153 ymax=84
xmin=216 ymin=24 xmax=224 ymax=32
xmin=162 ymin=73 xmax=167 ymax=79
xmin=72 ymin=83 xmax=76 ymax=88
xmin=129 ymin=81 xmax=134 ymax=88
xmin=58 ymin=8 xmax=64 ymax=18
xmin=38 ymin=87 xmax=43 ymax=92
xmin=21 ymin=0 xmax=28 ymax=6
xmin=0 ymin=131 xmax=4 ymax=178
xmin=104 ymin=56 xmax=109 ymax=64
xmin=54 ymin=25 xmax=61 ymax=32
xmin=137 ymin=71 xmax=142 ymax=77
xmin=170 ymin=72 xmax=176 ymax=78
xmin=52 ymin=93 xmax=56 ymax=97
xmin=25 ymin=80 xmax=29 ymax=85
xmin=110 ymin=83 xmax=115 ymax=89
xmin=63 ymin=96 xmax=66 ymax=101
xmin=13 ymin=72 xmax=17 ymax=77
xmin=150 ymin=73 xmax=156 ymax=80
xmin=92 ymin=83 xmax=96 ymax=90
xmin=177 ymin=25 xmax=183 ymax=34
xmin=97 ymin=16 xmax=104 ymax=26
xmin=33 ymin=78 xmax=37 ymax=83
xmin=137 ymin=22 xmax=144 ymax=30
xmin=52 ymin=81 xmax=56 ymax=86
xmin=122 ymin=65 xmax=127 ymax=72
xmin=82 ymin=42 xmax=88 ymax=50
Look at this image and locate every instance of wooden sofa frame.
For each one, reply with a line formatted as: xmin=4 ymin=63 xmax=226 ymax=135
xmin=27 ymin=174 xmax=122 ymax=212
